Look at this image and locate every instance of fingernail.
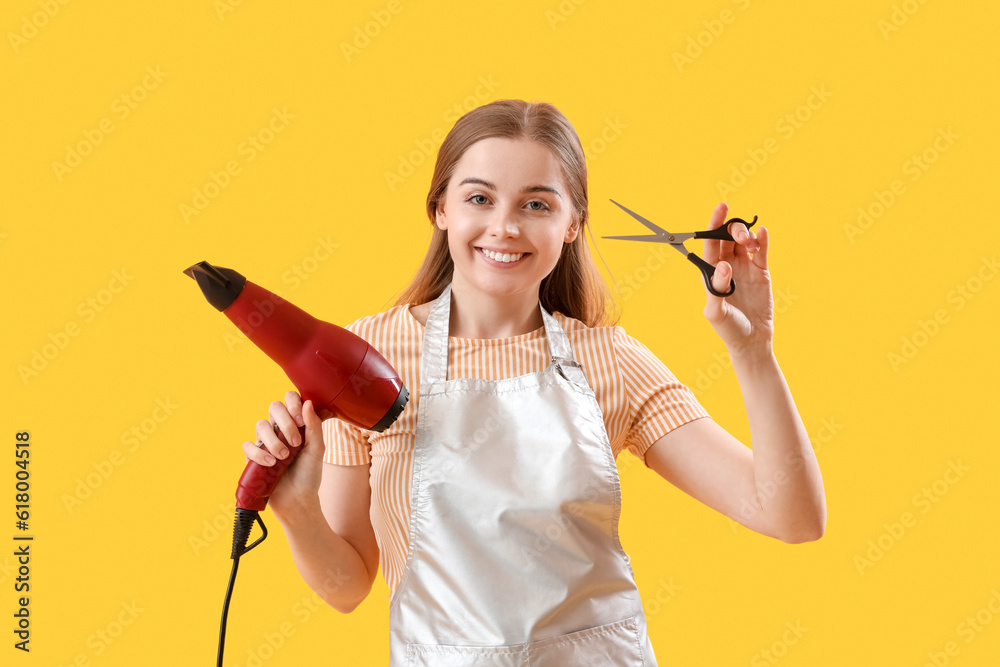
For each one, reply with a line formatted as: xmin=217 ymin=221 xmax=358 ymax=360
xmin=295 ymin=414 xmax=305 ymax=426
xmin=264 ymin=455 xmax=276 ymax=465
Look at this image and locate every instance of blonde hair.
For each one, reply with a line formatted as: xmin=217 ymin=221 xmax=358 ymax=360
xmin=394 ymin=99 xmax=619 ymax=327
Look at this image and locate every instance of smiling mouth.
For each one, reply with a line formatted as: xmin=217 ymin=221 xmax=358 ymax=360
xmin=476 ymin=247 xmax=530 ymax=264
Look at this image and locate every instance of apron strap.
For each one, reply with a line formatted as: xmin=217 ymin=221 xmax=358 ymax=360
xmin=420 ymin=284 xmax=453 ymax=385
xmin=420 ymin=283 xmax=589 ymax=388
xmin=539 ymin=306 xmax=589 ymax=388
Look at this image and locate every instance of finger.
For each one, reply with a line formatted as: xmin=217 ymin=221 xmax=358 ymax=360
xmin=711 ymin=260 xmax=732 ymax=297
xmin=256 ymin=418 xmax=289 ymax=459
xmin=725 ymin=221 xmax=751 ymax=260
xmin=743 ymin=225 xmax=760 ymax=254
xmin=702 ymin=202 xmax=729 ymax=264
xmin=285 ymin=390 xmax=305 ymax=427
xmin=302 ymin=400 xmax=324 ymax=454
xmin=728 ymin=221 xmax=748 ymax=242
xmin=729 ymin=221 xmax=760 ymax=252
xmin=269 ymin=400 xmax=302 ymax=448
xmin=702 ymin=260 xmax=729 ymax=323
xmin=707 ymin=202 xmax=728 ymax=229
xmin=243 ymin=439 xmax=277 ymax=466
xmin=752 ymin=226 xmax=769 ymax=270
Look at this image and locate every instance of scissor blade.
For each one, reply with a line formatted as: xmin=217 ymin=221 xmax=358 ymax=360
xmin=602 ymin=234 xmax=672 ymax=243
xmin=608 ymin=199 xmax=670 ymax=236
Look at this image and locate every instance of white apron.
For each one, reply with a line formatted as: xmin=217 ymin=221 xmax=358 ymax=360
xmin=388 ymin=284 xmax=657 ymax=666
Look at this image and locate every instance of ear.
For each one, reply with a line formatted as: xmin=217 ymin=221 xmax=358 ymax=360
xmin=564 ymin=218 xmax=580 ymax=243
xmin=435 ymin=203 xmax=448 ymax=231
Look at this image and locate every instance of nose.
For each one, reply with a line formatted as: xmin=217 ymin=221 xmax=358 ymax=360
xmin=487 ymin=205 xmax=521 ymax=238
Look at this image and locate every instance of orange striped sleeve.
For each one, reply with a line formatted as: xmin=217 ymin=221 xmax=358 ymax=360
xmin=611 ymin=326 xmax=710 ymax=465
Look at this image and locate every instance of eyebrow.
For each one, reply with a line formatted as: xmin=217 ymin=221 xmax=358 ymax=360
xmin=457 ymin=177 xmax=562 ymax=199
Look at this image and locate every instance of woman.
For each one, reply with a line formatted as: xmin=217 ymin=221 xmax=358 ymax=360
xmin=243 ymin=99 xmax=826 ymax=665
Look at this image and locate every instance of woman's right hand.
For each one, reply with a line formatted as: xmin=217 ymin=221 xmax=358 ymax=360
xmin=241 ymin=391 xmax=326 ymax=522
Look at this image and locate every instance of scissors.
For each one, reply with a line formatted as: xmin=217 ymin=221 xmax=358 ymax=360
xmin=603 ymin=199 xmax=758 ymax=297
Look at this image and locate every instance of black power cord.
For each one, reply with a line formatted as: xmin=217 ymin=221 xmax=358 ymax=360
xmin=218 ymin=508 xmax=268 ymax=667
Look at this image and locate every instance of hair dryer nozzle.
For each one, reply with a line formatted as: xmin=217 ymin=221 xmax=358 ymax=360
xmin=184 ymin=261 xmax=247 ymax=311
xmin=372 ymin=384 xmax=409 ymax=433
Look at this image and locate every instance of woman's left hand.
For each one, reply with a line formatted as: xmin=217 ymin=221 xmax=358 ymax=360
xmin=701 ymin=201 xmax=774 ymax=356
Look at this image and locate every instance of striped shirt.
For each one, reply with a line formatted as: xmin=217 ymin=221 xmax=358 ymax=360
xmin=322 ymin=304 xmax=709 ymax=599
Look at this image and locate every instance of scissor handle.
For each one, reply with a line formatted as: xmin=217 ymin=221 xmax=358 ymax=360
xmin=694 ymin=215 xmax=758 ymax=242
xmin=687 ymin=253 xmax=736 ymax=297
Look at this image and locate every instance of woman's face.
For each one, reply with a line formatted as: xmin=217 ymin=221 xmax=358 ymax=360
xmin=435 ymin=137 xmax=580 ymax=301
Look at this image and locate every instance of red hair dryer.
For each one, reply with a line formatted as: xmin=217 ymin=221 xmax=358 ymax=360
xmin=187 ymin=261 xmax=409 ymax=666
xmin=184 ymin=262 xmax=409 ymax=667
xmin=184 ymin=261 xmax=408 ymax=548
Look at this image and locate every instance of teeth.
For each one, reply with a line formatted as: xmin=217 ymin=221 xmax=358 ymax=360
xmin=482 ymin=248 xmax=524 ymax=263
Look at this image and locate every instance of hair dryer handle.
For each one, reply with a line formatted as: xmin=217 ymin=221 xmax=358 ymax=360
xmin=236 ymin=426 xmax=306 ymax=512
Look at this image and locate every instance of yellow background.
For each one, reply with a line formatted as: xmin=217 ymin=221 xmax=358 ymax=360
xmin=2 ymin=0 xmax=998 ymax=664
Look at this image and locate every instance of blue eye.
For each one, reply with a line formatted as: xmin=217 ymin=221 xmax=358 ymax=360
xmin=527 ymin=200 xmax=549 ymax=211
xmin=467 ymin=194 xmax=489 ymax=205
